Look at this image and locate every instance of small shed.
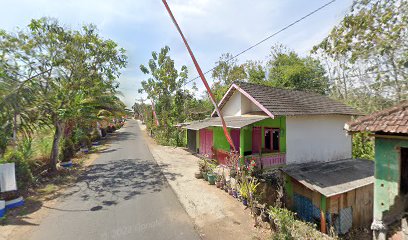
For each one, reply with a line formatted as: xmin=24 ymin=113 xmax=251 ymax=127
xmin=282 ymin=158 xmax=374 ymax=234
xmin=345 ymin=101 xmax=408 ymax=240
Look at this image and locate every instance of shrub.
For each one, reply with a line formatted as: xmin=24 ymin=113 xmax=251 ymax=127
xmin=90 ymin=131 xmax=101 ymax=142
xmin=60 ymin=138 xmax=75 ymax=162
xmin=100 ymin=128 xmax=107 ymax=137
xmin=352 ymin=132 xmax=374 ymax=160
xmin=79 ymin=136 xmax=91 ymax=148
xmin=268 ymin=207 xmax=334 ymax=240
xmin=1 ymin=151 xmax=33 ymax=190
xmin=106 ymin=126 xmax=114 ymax=133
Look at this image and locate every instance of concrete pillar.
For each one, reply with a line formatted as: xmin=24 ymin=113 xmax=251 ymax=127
xmin=372 ymin=219 xmax=387 ymax=240
xmin=239 ymin=127 xmax=245 ymax=165
xmin=402 ymin=216 xmax=408 ymax=240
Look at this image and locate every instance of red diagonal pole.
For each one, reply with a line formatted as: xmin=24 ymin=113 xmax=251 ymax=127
xmin=162 ymin=0 xmax=236 ymax=151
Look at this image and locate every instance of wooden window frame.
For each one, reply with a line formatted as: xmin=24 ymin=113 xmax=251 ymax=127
xmin=264 ymin=127 xmax=280 ymax=152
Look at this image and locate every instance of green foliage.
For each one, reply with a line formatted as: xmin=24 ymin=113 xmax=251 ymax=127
xmin=313 ymin=0 xmax=407 ymax=103
xmin=17 ymin=137 xmax=33 ymax=163
xmin=238 ymin=176 xmax=259 ymax=200
xmin=268 ymin=207 xmax=334 ymax=240
xmin=0 ymin=115 xmax=12 ymax=157
xmin=0 ymin=18 xmax=127 ymax=171
xmin=1 ymin=150 xmax=33 ymax=190
xmin=60 ymin=138 xmax=75 ymax=162
xmin=266 ymin=45 xmax=329 ymax=95
xmin=244 ymin=60 xmax=266 ymax=84
xmin=352 ymin=132 xmax=374 ymax=160
xmin=138 ymin=46 xmax=197 ymax=147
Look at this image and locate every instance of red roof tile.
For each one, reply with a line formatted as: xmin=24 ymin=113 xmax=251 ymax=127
xmin=345 ymin=101 xmax=408 ymax=134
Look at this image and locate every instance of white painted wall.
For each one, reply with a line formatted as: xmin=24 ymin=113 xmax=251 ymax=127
xmin=285 ymin=115 xmax=352 ymax=164
xmin=221 ymin=91 xmax=262 ymax=116
xmin=241 ymin=94 xmax=262 ymax=114
xmin=221 ymin=91 xmax=241 ymax=116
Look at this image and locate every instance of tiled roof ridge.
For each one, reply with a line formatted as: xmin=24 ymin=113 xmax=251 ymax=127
xmin=233 ymin=80 xmax=325 ymax=96
xmin=232 ymin=80 xmax=360 ymax=115
xmin=347 ymin=100 xmax=408 ymax=128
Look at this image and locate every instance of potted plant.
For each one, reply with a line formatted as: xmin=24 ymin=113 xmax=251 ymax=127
xmin=228 ymin=183 xmax=233 ymax=195
xmin=215 ymin=174 xmax=222 ymax=188
xmin=202 ymin=171 xmax=208 ymax=181
xmin=224 ymin=180 xmax=229 ymax=193
xmin=261 ymin=209 xmax=270 ymax=222
xmin=232 ymin=187 xmax=238 ymax=198
xmin=207 ymin=171 xmax=216 ymax=185
xmin=199 ymin=160 xmax=209 ymax=181
xmin=195 ymin=172 xmax=202 ymax=179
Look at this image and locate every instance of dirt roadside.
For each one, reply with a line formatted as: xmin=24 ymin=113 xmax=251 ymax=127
xmin=138 ymin=121 xmax=270 ymax=240
xmin=0 ymin=141 xmax=107 ymax=240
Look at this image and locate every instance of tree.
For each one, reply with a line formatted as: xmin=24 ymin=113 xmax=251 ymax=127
xmin=0 ymin=18 xmax=127 ymax=171
xmin=313 ymin=0 xmax=408 ymax=106
xmin=139 ymin=46 xmax=191 ymax=145
xmin=244 ymin=60 xmax=266 ymax=85
xmin=266 ymin=45 xmax=329 ymax=94
xmin=211 ymin=53 xmax=246 ymax=102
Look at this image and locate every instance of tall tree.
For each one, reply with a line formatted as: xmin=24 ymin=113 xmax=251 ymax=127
xmin=139 ymin=46 xmax=190 ymax=145
xmin=266 ymin=45 xmax=329 ymax=94
xmin=313 ymin=0 xmax=408 ymax=107
xmin=211 ymin=53 xmax=246 ymax=102
xmin=244 ymin=60 xmax=266 ymax=85
xmin=0 ymin=18 xmax=127 ymax=171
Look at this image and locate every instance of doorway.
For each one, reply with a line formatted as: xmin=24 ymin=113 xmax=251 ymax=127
xmin=400 ymin=147 xmax=408 ymax=195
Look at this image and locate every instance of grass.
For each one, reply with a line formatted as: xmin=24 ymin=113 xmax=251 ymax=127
xmin=38 ymin=184 xmax=59 ymax=195
xmin=31 ymin=127 xmax=53 ymax=163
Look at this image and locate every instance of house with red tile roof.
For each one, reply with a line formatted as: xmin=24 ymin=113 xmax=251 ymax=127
xmin=345 ymin=101 xmax=408 ymax=240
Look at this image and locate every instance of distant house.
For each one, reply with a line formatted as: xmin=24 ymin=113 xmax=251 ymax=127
xmin=184 ymin=81 xmax=360 ymax=167
xmin=345 ymin=101 xmax=408 ymax=240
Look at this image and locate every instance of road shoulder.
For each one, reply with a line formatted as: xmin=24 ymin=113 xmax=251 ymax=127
xmin=138 ymin=120 xmax=270 ymax=240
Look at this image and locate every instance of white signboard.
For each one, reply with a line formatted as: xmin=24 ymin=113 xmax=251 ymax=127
xmin=0 ymin=163 xmax=17 ymax=192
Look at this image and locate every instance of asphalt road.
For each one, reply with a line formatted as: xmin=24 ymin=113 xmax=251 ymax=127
xmin=29 ymin=120 xmax=200 ymax=240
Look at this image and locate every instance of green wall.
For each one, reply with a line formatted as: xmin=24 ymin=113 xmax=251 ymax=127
xmin=373 ymin=137 xmax=408 ymax=221
xmin=212 ymin=127 xmax=231 ymax=151
xmin=252 ymin=116 xmax=286 ymax=152
xmin=209 ymin=116 xmax=286 ymax=154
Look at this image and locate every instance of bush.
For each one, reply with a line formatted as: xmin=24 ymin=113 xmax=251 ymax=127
xmin=1 ymin=151 xmax=33 ymax=190
xmin=107 ymin=126 xmax=115 ymax=133
xmin=100 ymin=128 xmax=107 ymax=137
xmin=352 ymin=132 xmax=374 ymax=160
xmin=90 ymin=131 xmax=101 ymax=142
xmin=60 ymin=138 xmax=75 ymax=162
xmin=268 ymin=207 xmax=334 ymax=240
xmin=79 ymin=136 xmax=91 ymax=148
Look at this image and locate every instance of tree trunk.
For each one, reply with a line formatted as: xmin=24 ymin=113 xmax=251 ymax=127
xmin=50 ymin=121 xmax=63 ymax=172
xmin=12 ymin=111 xmax=18 ymax=144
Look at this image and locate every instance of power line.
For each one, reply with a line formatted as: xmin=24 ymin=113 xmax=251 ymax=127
xmin=183 ymin=0 xmax=336 ymax=86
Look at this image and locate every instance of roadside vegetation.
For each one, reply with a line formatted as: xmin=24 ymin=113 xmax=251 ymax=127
xmin=0 ymin=18 xmax=128 ymax=196
xmin=136 ymin=0 xmax=406 ymax=161
xmin=136 ymin=0 xmax=406 ymax=238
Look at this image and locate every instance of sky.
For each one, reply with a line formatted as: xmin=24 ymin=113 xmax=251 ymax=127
xmin=0 ymin=0 xmax=353 ymax=108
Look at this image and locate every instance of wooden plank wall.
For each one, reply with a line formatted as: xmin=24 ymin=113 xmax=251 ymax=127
xmin=290 ymin=177 xmax=374 ymax=228
xmin=327 ymin=184 xmax=374 ymax=228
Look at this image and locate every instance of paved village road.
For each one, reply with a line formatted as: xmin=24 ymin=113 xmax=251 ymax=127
xmin=29 ymin=120 xmax=200 ymax=240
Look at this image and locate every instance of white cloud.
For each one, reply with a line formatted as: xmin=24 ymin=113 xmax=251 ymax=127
xmin=0 ymin=0 xmax=354 ymax=107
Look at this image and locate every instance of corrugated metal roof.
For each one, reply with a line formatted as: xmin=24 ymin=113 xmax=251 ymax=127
xmin=183 ymin=115 xmax=269 ymax=130
xmin=282 ymin=158 xmax=374 ymax=197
